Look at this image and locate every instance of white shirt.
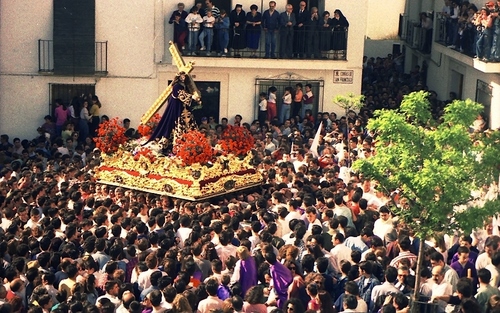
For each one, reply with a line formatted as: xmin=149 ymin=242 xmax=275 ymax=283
xmin=176 ymin=227 xmax=193 ymax=249
xmin=431 ymin=280 xmax=452 ymax=313
xmin=373 ymin=218 xmax=393 ymax=241
xmin=330 ymin=243 xmax=353 ymax=273
xmin=476 ymin=252 xmax=492 ymax=270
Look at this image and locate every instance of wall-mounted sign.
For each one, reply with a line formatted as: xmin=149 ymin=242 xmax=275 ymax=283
xmin=333 ymin=70 xmax=354 ymax=84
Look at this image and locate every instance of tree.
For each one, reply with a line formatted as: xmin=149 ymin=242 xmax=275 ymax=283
xmin=334 ymin=93 xmax=365 ymax=158
xmin=352 ymin=91 xmax=500 ymax=311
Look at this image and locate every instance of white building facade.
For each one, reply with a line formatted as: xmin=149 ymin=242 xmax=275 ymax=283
xmin=0 ymin=0 xmax=368 ymax=140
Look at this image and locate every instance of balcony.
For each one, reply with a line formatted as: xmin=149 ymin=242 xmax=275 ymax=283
xmin=399 ymin=14 xmax=432 ymax=54
xmin=38 ymin=39 xmax=108 ymax=75
xmin=434 ymin=13 xmax=500 ymax=73
xmin=180 ymin=27 xmax=348 ymax=61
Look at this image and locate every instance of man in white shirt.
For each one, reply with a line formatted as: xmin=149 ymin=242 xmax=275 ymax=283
xmin=373 ymin=206 xmax=393 ymax=241
xmin=137 ymin=253 xmax=166 ymax=291
xmin=96 ymin=280 xmax=122 ymax=308
xmin=176 ymin=215 xmax=192 ymax=249
xmin=476 ymin=237 xmax=499 ymax=270
xmin=330 ymin=233 xmax=353 ymax=273
xmin=430 ymin=265 xmax=453 ymax=313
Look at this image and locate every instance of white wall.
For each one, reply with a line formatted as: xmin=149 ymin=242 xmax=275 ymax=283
xmin=0 ymin=0 xmax=367 ymax=139
xmin=366 ymin=0 xmax=405 ymax=40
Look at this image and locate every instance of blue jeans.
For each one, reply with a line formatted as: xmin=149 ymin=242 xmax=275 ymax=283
xmin=265 ymin=30 xmax=277 ymax=57
xmin=199 ymin=28 xmax=213 ymax=51
xmin=280 ymin=104 xmax=291 ymax=123
xmin=301 ymin=103 xmax=313 ymax=118
xmin=477 ymin=29 xmax=492 ymax=60
xmin=490 ymin=24 xmax=500 ymax=60
xmin=188 ymin=30 xmax=199 ymax=53
xmin=218 ymin=29 xmax=229 ymax=52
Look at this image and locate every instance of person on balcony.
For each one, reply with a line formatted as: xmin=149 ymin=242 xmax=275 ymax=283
xmin=230 ymin=4 xmax=246 ymax=57
xmin=169 ymin=3 xmax=188 ymax=52
xmin=279 ymin=4 xmax=296 ymax=59
xmin=262 ymin=1 xmax=280 ymax=59
xmin=246 ymin=5 xmax=262 ymax=58
xmin=215 ymin=10 xmax=230 ymax=56
xmin=475 ymin=7 xmax=494 ymax=62
xmin=185 ymin=7 xmax=203 ymax=55
xmin=420 ymin=12 xmax=433 ymax=54
xmin=319 ymin=11 xmax=332 ymax=59
xmin=331 ymin=9 xmax=349 ymax=60
xmin=305 ymin=7 xmax=321 ymax=59
xmin=293 ymin=1 xmax=309 ymax=59
xmin=199 ymin=10 xmax=215 ymax=55
xmin=444 ymin=0 xmax=460 ymax=47
xmin=489 ymin=1 xmax=500 ymax=62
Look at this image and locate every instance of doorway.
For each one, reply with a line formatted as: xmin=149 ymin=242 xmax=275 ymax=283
xmin=255 ymin=77 xmax=324 ymax=123
xmin=449 ymin=70 xmax=463 ymax=99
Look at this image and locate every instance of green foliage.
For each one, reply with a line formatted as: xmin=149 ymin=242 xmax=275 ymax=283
xmin=352 ymin=91 xmax=500 ymax=238
xmin=334 ymin=93 xmax=365 ymax=112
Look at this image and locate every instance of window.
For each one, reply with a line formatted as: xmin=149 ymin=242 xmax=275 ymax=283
xmin=53 ymin=0 xmax=96 ymax=75
xmin=255 ymin=78 xmax=324 ymax=122
xmin=50 ymin=84 xmax=96 ymax=114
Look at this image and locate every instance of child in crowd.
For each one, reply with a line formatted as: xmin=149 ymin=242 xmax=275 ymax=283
xmin=216 ymin=10 xmax=230 ymax=56
xmin=185 ymin=7 xmax=203 ymax=55
xmin=267 ymin=86 xmax=278 ymax=122
xmin=280 ymin=86 xmax=293 ymax=123
xmin=258 ymin=92 xmax=268 ymax=126
xmin=199 ymin=10 xmax=215 ymax=55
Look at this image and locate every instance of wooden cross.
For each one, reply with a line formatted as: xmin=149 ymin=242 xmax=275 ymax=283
xmin=141 ymin=41 xmax=202 ymax=125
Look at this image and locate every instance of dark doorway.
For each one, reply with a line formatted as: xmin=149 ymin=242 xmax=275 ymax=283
xmin=476 ymin=80 xmax=492 ymax=128
xmin=167 ymin=81 xmax=221 ymax=124
xmin=255 ymin=78 xmax=324 ymax=122
xmin=50 ymin=83 xmax=96 ymax=114
xmin=287 ymin=0 xmax=319 ymax=11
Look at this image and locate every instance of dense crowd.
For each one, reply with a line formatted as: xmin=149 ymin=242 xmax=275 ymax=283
xmin=170 ymin=1 xmax=348 ymax=59
xmin=0 ymin=47 xmax=495 ymax=313
xmin=441 ymin=0 xmax=500 ymax=62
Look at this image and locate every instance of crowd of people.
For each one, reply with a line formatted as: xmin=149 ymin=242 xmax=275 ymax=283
xmin=0 ymin=51 xmax=496 ymax=313
xmin=441 ymin=0 xmax=500 ymax=62
xmin=169 ymin=1 xmax=349 ymax=59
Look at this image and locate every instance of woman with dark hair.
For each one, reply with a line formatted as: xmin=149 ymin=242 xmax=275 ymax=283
xmin=282 ymin=297 xmax=305 ymax=313
xmin=84 ymin=274 xmax=99 ymax=305
xmin=319 ymin=11 xmax=332 ymax=58
xmin=89 ymin=95 xmax=101 ymax=137
xmin=246 ymin=4 xmax=262 ymax=57
xmin=331 ymin=9 xmax=349 ymax=59
xmin=284 ymin=259 xmax=307 ymax=308
xmin=317 ymin=290 xmax=337 ymax=313
xmin=147 ymin=72 xmax=198 ymax=145
xmin=242 ymin=286 xmax=267 ymax=313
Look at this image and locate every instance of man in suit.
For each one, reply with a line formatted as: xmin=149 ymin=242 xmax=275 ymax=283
xmin=294 ymin=1 xmax=309 ymax=58
xmin=279 ymin=4 xmax=296 ymax=58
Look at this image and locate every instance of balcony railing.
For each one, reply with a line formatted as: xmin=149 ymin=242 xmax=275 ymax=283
xmin=434 ymin=12 xmax=476 ymax=57
xmin=38 ymin=39 xmax=108 ymax=74
xmin=181 ymin=27 xmax=348 ymax=60
xmin=400 ymin=14 xmax=432 ymax=54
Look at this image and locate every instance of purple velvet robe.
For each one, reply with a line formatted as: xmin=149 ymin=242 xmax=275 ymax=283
xmin=240 ymin=256 xmax=258 ymax=297
xmin=270 ymin=261 xmax=293 ymax=308
xmin=148 ymin=83 xmax=185 ymax=142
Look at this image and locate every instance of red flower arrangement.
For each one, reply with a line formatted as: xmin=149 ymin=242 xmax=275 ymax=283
xmin=134 ymin=147 xmax=156 ymax=163
xmin=218 ymin=125 xmax=255 ymax=156
xmin=173 ymin=130 xmax=213 ymax=165
xmin=94 ymin=117 xmax=128 ymax=154
xmin=137 ymin=113 xmax=161 ymax=138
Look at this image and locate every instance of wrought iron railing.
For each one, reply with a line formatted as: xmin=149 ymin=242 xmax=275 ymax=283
xmin=38 ymin=39 xmax=108 ymax=74
xmin=181 ymin=27 xmax=348 ymax=60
